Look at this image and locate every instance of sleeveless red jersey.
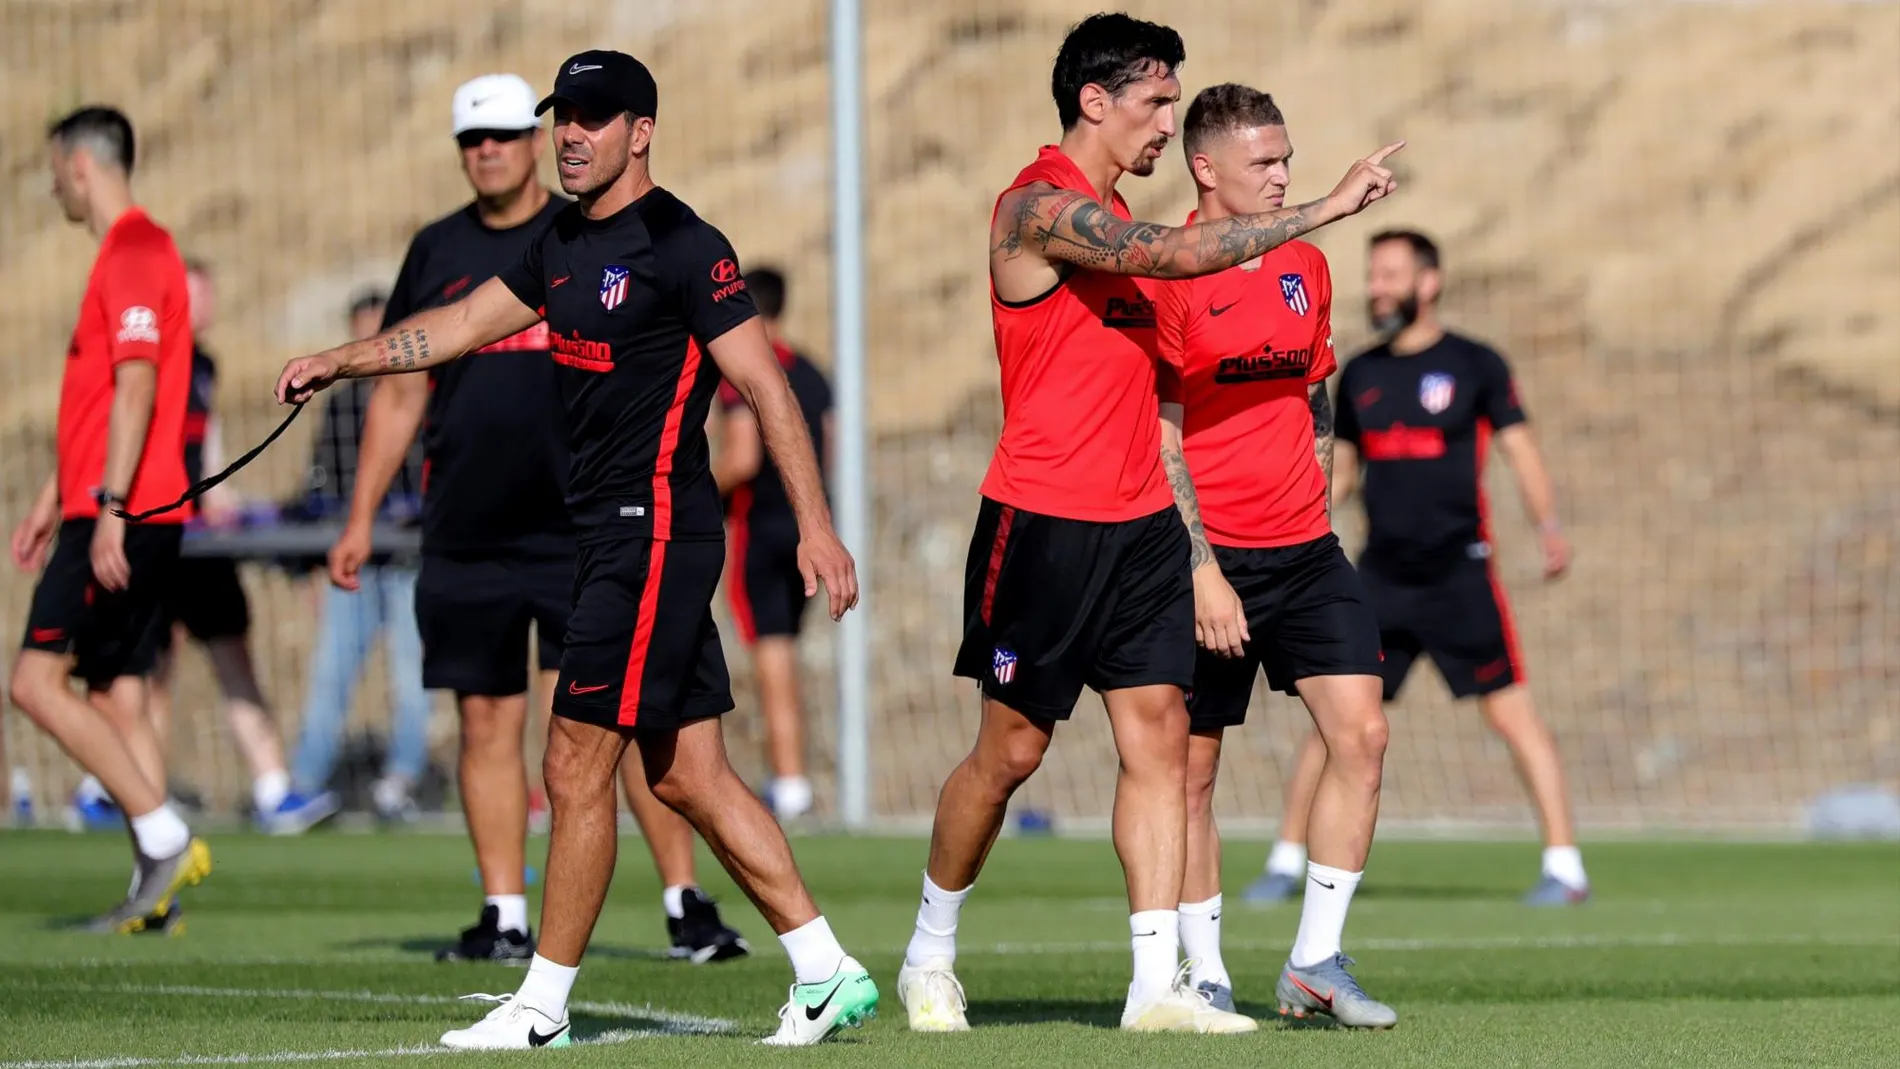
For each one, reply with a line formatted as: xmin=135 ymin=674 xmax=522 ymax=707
xmin=58 ymin=208 xmax=192 ymax=523
xmin=979 ymin=147 xmax=1171 ymax=522
xmin=1155 ymin=218 xmax=1335 ymax=548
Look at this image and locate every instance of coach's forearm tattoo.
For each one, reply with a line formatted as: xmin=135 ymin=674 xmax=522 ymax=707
xmin=1163 ymin=442 xmax=1215 ymax=570
xmin=1000 ymin=188 xmax=1326 ymax=279
xmin=379 ymin=329 xmax=432 ymax=372
xmin=1310 ymin=382 xmax=1335 ymax=516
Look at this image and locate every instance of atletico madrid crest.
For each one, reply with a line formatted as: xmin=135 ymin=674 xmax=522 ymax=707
xmin=1279 ymin=273 xmax=1310 ymax=316
xmin=992 ymin=647 xmax=1018 ymax=684
xmin=1419 ymin=371 xmax=1456 ymax=414
xmin=600 ymin=265 xmax=630 ymax=311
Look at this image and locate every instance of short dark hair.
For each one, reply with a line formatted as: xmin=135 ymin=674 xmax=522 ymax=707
xmin=348 ymin=288 xmax=388 ymax=320
xmin=1182 ymin=84 xmax=1285 ymax=157
xmin=1051 ymin=14 xmax=1185 ymax=131
xmin=748 ymin=266 xmax=787 ymax=320
xmin=48 ymin=106 xmax=136 ymax=174
xmin=1370 ymin=229 xmax=1440 ymax=271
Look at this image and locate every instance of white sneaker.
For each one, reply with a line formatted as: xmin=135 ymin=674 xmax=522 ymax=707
xmin=1195 ymin=977 xmax=1236 ymax=1013
xmin=439 ymin=993 xmax=572 ymax=1049
xmin=897 ymin=957 xmax=970 ymax=1032
xmin=761 ymin=956 xmax=879 ymax=1046
xmin=1121 ymin=964 xmax=1257 ymax=1034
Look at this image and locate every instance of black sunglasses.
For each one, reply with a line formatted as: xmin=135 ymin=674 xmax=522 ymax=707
xmin=456 ymin=128 xmax=534 ymax=150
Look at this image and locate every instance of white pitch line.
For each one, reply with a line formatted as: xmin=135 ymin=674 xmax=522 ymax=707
xmin=960 ymin=931 xmax=1900 ymax=955
xmin=0 ymin=985 xmax=738 ymax=1069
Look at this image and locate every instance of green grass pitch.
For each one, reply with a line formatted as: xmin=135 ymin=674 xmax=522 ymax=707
xmin=0 ymin=832 xmax=1895 ymax=1068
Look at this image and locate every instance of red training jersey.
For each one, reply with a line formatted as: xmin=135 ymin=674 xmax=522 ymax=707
xmin=979 ymin=146 xmax=1172 ymax=522
xmin=1155 ymin=226 xmax=1335 ymax=548
xmin=58 ymin=208 xmax=192 ymax=523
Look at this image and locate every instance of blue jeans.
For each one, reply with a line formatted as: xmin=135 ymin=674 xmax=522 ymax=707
xmin=289 ymin=567 xmax=433 ymax=795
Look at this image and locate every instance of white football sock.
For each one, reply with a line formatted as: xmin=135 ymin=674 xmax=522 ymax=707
xmin=1128 ymin=909 xmax=1181 ymax=1005
xmin=904 ymin=873 xmax=971 ymax=967
xmin=1179 ymin=895 xmax=1228 ymax=988
xmin=252 ymin=770 xmax=290 ymax=814
xmin=1542 ymin=845 xmax=1588 ymax=889
xmin=662 ymin=885 xmax=689 ymax=920
xmin=486 ymin=893 xmax=529 ymax=936
xmin=771 ymin=776 xmax=813 ymax=816
xmin=77 ymin=774 xmax=110 ymax=805
xmin=129 ymin=804 xmax=190 ymax=859
xmin=1289 ymin=862 xmax=1362 ymax=968
xmin=1266 ymin=839 xmax=1308 ymax=877
xmin=778 ymin=915 xmax=847 ymax=984
xmin=516 ymin=954 xmax=577 ymax=1018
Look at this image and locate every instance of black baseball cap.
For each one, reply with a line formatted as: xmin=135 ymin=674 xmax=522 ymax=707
xmin=535 ymin=50 xmax=658 ymax=120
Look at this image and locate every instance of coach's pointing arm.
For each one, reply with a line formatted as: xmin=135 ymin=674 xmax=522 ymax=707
xmin=994 ymin=142 xmax=1403 ymax=280
xmin=275 ymin=278 xmax=539 ymax=403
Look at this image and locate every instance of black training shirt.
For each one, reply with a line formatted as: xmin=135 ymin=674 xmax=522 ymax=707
xmin=497 ymin=188 xmax=756 ymax=543
xmin=719 ymin=342 xmax=832 ymax=527
xmin=1335 ymin=331 xmax=1527 ymax=575
xmin=384 ymin=196 xmax=573 ymax=557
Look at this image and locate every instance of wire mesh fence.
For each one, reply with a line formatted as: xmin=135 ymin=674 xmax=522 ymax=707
xmin=3 ymin=0 xmax=1895 ymax=830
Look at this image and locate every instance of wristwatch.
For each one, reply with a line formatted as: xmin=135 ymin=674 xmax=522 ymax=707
xmin=89 ymin=487 xmax=128 ymax=511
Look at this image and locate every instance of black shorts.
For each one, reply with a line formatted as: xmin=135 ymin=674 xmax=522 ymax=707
xmin=21 ymin=519 xmax=182 ymax=686
xmin=952 ymin=498 xmax=1194 ymax=720
xmin=159 ymin=556 xmax=251 ymax=642
xmin=416 ymin=552 xmax=573 ymax=697
xmin=727 ymin=514 xmax=806 ymax=643
xmin=1360 ymin=549 xmax=1525 ymax=700
xmin=553 ymin=537 xmax=733 ymax=731
xmin=1187 ymin=533 xmax=1385 ymax=730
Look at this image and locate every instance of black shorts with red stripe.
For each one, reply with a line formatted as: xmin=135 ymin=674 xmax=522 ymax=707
xmin=952 ymin=497 xmax=1195 ymax=720
xmin=553 ymin=536 xmax=733 ymax=731
xmin=159 ymin=556 xmax=251 ymax=642
xmin=22 ymin=518 xmax=181 ymax=687
xmin=726 ymin=492 xmax=807 ymax=643
xmin=417 ymin=552 xmax=572 ymax=697
xmin=1359 ymin=544 xmax=1525 ymax=701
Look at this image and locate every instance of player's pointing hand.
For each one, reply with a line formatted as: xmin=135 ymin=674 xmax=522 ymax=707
xmin=276 ymin=353 xmax=343 ymax=405
xmin=1325 ymin=140 xmax=1405 ymax=219
xmin=797 ymin=528 xmax=860 ymax=621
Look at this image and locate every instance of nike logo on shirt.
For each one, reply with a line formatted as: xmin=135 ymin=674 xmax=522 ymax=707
xmin=1209 ymin=300 xmax=1240 ymax=317
xmin=551 ymin=276 xmax=571 ymax=288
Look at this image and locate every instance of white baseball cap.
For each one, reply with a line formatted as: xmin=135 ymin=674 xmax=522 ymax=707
xmin=451 ymin=74 xmax=540 ymax=136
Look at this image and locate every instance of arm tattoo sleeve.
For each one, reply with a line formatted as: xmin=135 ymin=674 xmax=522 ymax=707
xmin=1013 ymin=188 xmax=1328 ymax=279
xmin=1162 ymin=441 xmax=1216 ymax=570
xmin=1310 ymin=382 xmax=1335 ymax=516
xmin=379 ymin=329 xmax=432 ymax=372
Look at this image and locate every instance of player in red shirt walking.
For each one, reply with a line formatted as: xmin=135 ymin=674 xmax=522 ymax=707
xmin=897 ymin=16 xmax=1402 ymax=1034
xmin=9 ymin=107 xmax=211 ymax=931
xmin=1154 ymin=86 xmax=1396 ymax=1028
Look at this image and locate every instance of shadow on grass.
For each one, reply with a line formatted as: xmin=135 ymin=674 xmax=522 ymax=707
xmin=340 ymin=935 xmax=674 ymax=962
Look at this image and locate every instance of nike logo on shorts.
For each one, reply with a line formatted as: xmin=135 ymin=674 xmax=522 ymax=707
xmin=567 ymin=681 xmax=610 ymax=695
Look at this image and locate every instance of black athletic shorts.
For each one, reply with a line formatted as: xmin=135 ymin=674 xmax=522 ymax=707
xmin=416 ymin=552 xmax=573 ymax=697
xmin=159 ymin=556 xmax=251 ymax=642
xmin=1187 ymin=533 xmax=1385 ymax=730
xmin=21 ymin=518 xmax=182 ymax=686
xmin=727 ymin=513 xmax=806 ymax=643
xmin=1359 ymin=546 xmax=1525 ymax=700
xmin=552 ymin=537 xmax=734 ymax=731
xmin=952 ymin=497 xmax=1195 ymax=720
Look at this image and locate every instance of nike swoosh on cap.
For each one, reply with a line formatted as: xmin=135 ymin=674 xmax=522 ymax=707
xmin=568 ymin=63 xmax=602 ymax=74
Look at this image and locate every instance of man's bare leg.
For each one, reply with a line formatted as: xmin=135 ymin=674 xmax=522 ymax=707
xmin=458 ymin=691 xmax=531 ymax=940
xmin=753 ymin=635 xmax=810 ymax=817
xmin=1249 ymin=727 xmax=1325 ymax=900
xmin=1102 ymin=684 xmax=1193 ymax=1009
xmin=533 ymin=716 xmax=630 ymax=966
xmin=1180 ymin=727 xmax=1230 ymax=997
xmin=202 ymin=636 xmax=289 ymax=815
xmin=91 ymin=674 xmax=163 ymax=798
xmin=146 ymin=631 xmax=180 ymax=766
xmin=1480 ymin=684 xmax=1588 ymax=893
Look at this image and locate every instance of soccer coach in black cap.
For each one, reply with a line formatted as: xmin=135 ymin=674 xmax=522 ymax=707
xmin=277 ymin=48 xmax=872 ymax=1048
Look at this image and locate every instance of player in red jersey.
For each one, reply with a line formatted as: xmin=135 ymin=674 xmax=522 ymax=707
xmin=9 ymin=107 xmax=210 ymax=931
xmin=1155 ymin=86 xmax=1396 ymax=1028
xmin=897 ymin=15 xmax=1402 ymax=1034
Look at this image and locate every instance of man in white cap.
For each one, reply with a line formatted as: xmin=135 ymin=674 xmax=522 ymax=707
xmin=329 ymin=73 xmax=745 ymax=965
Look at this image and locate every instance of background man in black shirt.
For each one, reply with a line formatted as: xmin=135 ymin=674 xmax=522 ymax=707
xmin=1248 ymin=230 xmax=1589 ymax=907
xmin=329 ymin=73 xmax=744 ymax=965
xmin=711 ymin=266 xmax=833 ymax=821
xmin=278 ymin=51 xmax=871 ymax=1048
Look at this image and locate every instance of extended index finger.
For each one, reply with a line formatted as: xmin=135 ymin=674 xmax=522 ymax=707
xmin=1366 ymin=140 xmax=1406 ymax=165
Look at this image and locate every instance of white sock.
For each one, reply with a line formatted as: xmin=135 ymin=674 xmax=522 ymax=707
xmin=1290 ymin=862 xmax=1362 ymax=968
xmin=516 ymin=954 xmax=578 ymax=1018
xmin=77 ymin=775 xmax=110 ymax=805
xmin=662 ymin=885 xmax=690 ymax=920
xmin=1127 ymin=909 xmax=1181 ymax=1005
xmin=1542 ymin=845 xmax=1588 ymax=889
xmin=487 ymin=893 xmax=529 ymax=936
xmin=252 ymin=770 xmax=290 ymax=814
xmin=1179 ymin=895 xmax=1228 ymax=988
xmin=778 ymin=915 xmax=847 ymax=985
xmin=771 ymin=776 xmax=813 ymax=815
xmin=904 ymin=873 xmax=971 ymax=967
xmin=1266 ymin=839 xmax=1308 ymax=877
xmin=128 ymin=804 xmax=190 ymax=859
